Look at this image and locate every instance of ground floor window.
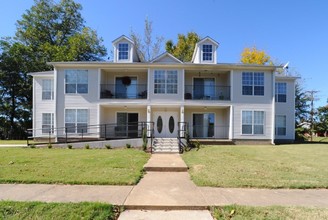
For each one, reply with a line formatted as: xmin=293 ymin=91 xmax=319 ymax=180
xmin=242 ymin=110 xmax=265 ymax=135
xmin=193 ymin=113 xmax=214 ymax=138
xmin=116 ymin=112 xmax=139 ymax=137
xmin=65 ymin=109 xmax=88 ymax=133
xmin=275 ymin=115 xmax=286 ymax=136
xmin=42 ymin=113 xmax=54 ymax=134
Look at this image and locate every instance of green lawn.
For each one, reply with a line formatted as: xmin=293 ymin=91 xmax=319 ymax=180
xmin=182 ymin=144 xmax=328 ymax=189
xmin=0 ymin=140 xmax=28 ymax=145
xmin=212 ymin=205 xmax=328 ymax=220
xmin=0 ymin=148 xmax=150 ymax=185
xmin=0 ymin=201 xmax=117 ymax=220
xmin=307 ymin=136 xmax=328 ymax=143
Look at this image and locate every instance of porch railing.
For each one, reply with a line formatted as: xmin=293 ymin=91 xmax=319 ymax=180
xmin=177 ymin=122 xmax=188 ymax=154
xmin=188 ymin=125 xmax=230 ymax=139
xmin=184 ymin=85 xmax=230 ymax=101
xmin=100 ymin=84 xmax=147 ymax=99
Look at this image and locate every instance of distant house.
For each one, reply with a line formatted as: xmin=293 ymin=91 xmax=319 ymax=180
xmin=28 ymin=35 xmax=297 ymax=148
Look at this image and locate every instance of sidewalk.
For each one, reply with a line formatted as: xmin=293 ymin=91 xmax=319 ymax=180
xmin=0 ymin=153 xmax=328 ymax=217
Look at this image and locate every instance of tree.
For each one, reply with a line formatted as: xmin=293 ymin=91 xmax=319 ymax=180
xmin=316 ymin=105 xmax=328 ymax=137
xmin=0 ymin=0 xmax=107 ymax=139
xmin=240 ymin=46 xmax=271 ymax=65
xmin=130 ymin=18 xmax=164 ymax=62
xmin=165 ymin=32 xmax=201 ymax=62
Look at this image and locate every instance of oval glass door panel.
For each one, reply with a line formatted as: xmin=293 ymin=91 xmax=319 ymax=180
xmin=157 ymin=116 xmax=163 ymax=133
xmin=169 ymin=116 xmax=174 ymax=133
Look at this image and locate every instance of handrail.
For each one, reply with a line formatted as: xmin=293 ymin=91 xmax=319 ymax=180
xmin=177 ymin=122 xmax=188 ymax=154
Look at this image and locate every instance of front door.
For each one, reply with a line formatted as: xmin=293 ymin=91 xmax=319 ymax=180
xmin=153 ymin=111 xmax=178 ymax=138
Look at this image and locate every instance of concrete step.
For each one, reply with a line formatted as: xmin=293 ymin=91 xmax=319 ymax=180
xmin=118 ymin=210 xmax=214 ymax=220
xmin=143 ymin=154 xmax=188 ymax=172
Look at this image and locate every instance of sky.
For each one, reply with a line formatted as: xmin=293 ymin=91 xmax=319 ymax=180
xmin=1 ymin=0 xmax=327 ymax=107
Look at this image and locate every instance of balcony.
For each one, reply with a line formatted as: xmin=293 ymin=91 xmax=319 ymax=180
xmin=100 ymin=84 xmax=147 ymax=99
xmin=184 ymin=85 xmax=230 ymax=101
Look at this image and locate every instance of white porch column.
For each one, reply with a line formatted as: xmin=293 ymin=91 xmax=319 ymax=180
xmin=180 ymin=106 xmax=185 ymax=137
xmin=229 ymin=105 xmax=233 ymax=140
xmin=147 ymin=105 xmax=151 ymax=136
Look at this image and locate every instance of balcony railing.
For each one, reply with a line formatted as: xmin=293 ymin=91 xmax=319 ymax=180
xmin=100 ymin=84 xmax=147 ymax=99
xmin=184 ymin=85 xmax=230 ymax=101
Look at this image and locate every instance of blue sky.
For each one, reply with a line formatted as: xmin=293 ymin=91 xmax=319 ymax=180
xmin=1 ymin=0 xmax=327 ymax=107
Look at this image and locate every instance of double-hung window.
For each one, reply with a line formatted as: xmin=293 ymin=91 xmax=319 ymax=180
xmin=65 ymin=70 xmax=88 ymax=94
xmin=42 ymin=79 xmax=54 ymax=100
xmin=202 ymin=44 xmax=213 ymax=61
xmin=275 ymin=115 xmax=286 ymax=136
xmin=154 ymin=70 xmax=178 ymax=94
xmin=65 ymin=109 xmax=88 ymax=133
xmin=242 ymin=72 xmax=264 ymax=96
xmin=242 ymin=110 xmax=265 ymax=135
xmin=118 ymin=43 xmax=129 ymax=60
xmin=42 ymin=113 xmax=54 ymax=134
xmin=275 ymin=82 xmax=287 ymax=102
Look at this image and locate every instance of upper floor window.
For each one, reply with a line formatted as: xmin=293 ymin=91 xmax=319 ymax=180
xmin=154 ymin=70 xmax=178 ymax=94
xmin=275 ymin=82 xmax=287 ymax=102
xmin=242 ymin=72 xmax=264 ymax=96
xmin=42 ymin=79 xmax=54 ymax=100
xmin=118 ymin=43 xmax=129 ymax=60
xmin=65 ymin=70 xmax=88 ymax=94
xmin=202 ymin=44 xmax=213 ymax=61
xmin=275 ymin=115 xmax=286 ymax=136
xmin=242 ymin=110 xmax=265 ymax=135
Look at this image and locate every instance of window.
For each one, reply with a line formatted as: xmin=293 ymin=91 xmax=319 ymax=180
xmin=42 ymin=79 xmax=54 ymax=100
xmin=115 ymin=77 xmax=137 ymax=98
xmin=65 ymin=70 xmax=88 ymax=94
xmin=42 ymin=113 xmax=54 ymax=134
xmin=154 ymin=70 xmax=178 ymax=94
xmin=275 ymin=115 xmax=286 ymax=136
xmin=65 ymin=109 xmax=88 ymax=133
xmin=242 ymin=72 xmax=264 ymax=96
xmin=242 ymin=110 xmax=265 ymax=135
xmin=193 ymin=113 xmax=214 ymax=138
xmin=275 ymin=82 xmax=287 ymax=102
xmin=118 ymin=43 xmax=129 ymax=60
xmin=202 ymin=44 xmax=213 ymax=61
xmin=116 ymin=113 xmax=138 ymax=137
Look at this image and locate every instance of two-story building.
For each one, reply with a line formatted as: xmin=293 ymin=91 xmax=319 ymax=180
xmin=29 ymin=35 xmax=297 ymax=148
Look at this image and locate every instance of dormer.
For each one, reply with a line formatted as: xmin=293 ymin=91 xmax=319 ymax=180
xmin=112 ymin=35 xmax=140 ymax=63
xmin=191 ymin=36 xmax=219 ymax=64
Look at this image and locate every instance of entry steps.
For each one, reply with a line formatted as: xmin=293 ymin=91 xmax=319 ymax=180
xmin=152 ymin=138 xmax=180 ymax=153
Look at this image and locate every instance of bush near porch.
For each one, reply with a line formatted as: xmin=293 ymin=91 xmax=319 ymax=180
xmin=182 ymin=144 xmax=328 ymax=189
xmin=0 ymin=148 xmax=149 ymax=185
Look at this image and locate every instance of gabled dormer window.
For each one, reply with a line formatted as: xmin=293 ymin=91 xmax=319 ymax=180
xmin=118 ymin=43 xmax=129 ymax=60
xmin=202 ymin=44 xmax=213 ymax=61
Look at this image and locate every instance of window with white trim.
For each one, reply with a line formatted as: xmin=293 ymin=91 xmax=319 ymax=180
xmin=242 ymin=110 xmax=265 ymax=135
xmin=65 ymin=70 xmax=88 ymax=94
xmin=42 ymin=79 xmax=54 ymax=100
xmin=118 ymin=43 xmax=129 ymax=60
xmin=154 ymin=70 xmax=178 ymax=94
xmin=275 ymin=82 xmax=287 ymax=102
xmin=65 ymin=109 xmax=88 ymax=133
xmin=202 ymin=44 xmax=213 ymax=61
xmin=242 ymin=72 xmax=264 ymax=96
xmin=42 ymin=113 xmax=54 ymax=134
xmin=275 ymin=115 xmax=286 ymax=136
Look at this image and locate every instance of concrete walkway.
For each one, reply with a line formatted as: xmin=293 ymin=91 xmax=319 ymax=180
xmin=1 ymin=153 xmax=328 ymax=219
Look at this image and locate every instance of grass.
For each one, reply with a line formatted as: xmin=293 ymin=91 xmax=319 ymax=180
xmin=182 ymin=144 xmax=328 ymax=189
xmin=0 ymin=140 xmax=28 ymax=145
xmin=0 ymin=148 xmax=150 ymax=185
xmin=0 ymin=201 xmax=118 ymax=220
xmin=307 ymin=136 xmax=328 ymax=143
xmin=212 ymin=205 xmax=328 ymax=220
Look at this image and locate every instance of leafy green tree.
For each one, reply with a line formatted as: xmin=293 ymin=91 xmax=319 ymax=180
xmin=240 ymin=46 xmax=271 ymax=65
xmin=316 ymin=105 xmax=328 ymax=137
xmin=0 ymin=0 xmax=107 ymax=139
xmin=130 ymin=18 xmax=164 ymax=62
xmin=165 ymin=32 xmax=200 ymax=62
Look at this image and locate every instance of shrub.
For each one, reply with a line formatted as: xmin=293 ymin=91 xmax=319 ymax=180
xmin=126 ymin=143 xmax=131 ymax=149
xmin=47 ymin=144 xmax=52 ymax=149
xmin=142 ymin=128 xmax=148 ymax=151
xmin=30 ymin=144 xmax=36 ymax=148
xmin=67 ymin=144 xmax=73 ymax=149
xmin=84 ymin=144 xmax=90 ymax=149
xmin=105 ymin=144 xmax=111 ymax=149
